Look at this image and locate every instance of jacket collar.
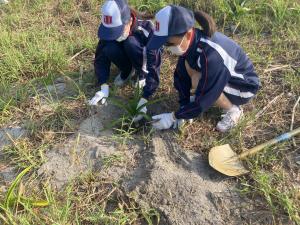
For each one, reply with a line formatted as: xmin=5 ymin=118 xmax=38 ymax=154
xmin=183 ymin=28 xmax=196 ymax=57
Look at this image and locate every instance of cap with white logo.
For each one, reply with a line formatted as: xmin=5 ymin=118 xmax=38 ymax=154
xmin=147 ymin=5 xmax=195 ymax=50
xmin=98 ymin=0 xmax=131 ymax=41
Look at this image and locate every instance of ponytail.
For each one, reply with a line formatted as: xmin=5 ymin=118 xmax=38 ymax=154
xmin=194 ymin=11 xmax=216 ymax=37
xmin=130 ymin=7 xmax=154 ymax=20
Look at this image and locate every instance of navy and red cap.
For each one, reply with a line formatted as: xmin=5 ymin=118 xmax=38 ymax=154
xmin=147 ymin=5 xmax=195 ymax=50
xmin=98 ymin=0 xmax=131 ymax=40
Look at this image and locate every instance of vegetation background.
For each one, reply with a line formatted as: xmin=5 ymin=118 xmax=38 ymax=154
xmin=0 ymin=0 xmax=299 ymax=224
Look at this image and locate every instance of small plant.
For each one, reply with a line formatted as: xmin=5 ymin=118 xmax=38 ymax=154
xmin=2 ymin=138 xmax=47 ymax=170
xmin=0 ymin=167 xmax=49 ymax=224
xmin=109 ymin=87 xmax=162 ymax=145
xmin=111 ymin=115 xmax=138 ymax=146
xmin=223 ymin=0 xmax=251 ymax=18
xmin=102 ymin=154 xmax=124 ymax=169
xmin=263 ymin=0 xmax=299 ymax=25
xmin=111 ymin=87 xmax=151 ymax=123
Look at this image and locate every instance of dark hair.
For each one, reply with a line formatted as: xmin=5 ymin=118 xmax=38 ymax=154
xmin=130 ymin=7 xmax=154 ymax=20
xmin=173 ymin=10 xmax=216 ymax=38
xmin=194 ymin=10 xmax=216 ymax=37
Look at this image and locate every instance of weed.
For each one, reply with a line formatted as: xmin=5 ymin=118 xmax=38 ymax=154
xmin=0 ymin=172 xmax=160 ymax=224
xmin=110 ymin=87 xmax=152 ymax=122
xmin=239 ymin=144 xmax=300 ymax=224
xmin=0 ymin=167 xmax=49 ymax=225
xmin=102 ymin=154 xmax=124 ymax=169
xmin=109 ymin=87 xmax=162 ymax=145
xmin=2 ymin=139 xmax=47 ymax=170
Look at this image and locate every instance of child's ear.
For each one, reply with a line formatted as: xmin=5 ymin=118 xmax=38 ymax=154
xmin=186 ymin=28 xmax=193 ymax=40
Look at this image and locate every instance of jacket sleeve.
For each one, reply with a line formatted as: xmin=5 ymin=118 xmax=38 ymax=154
xmin=94 ymin=40 xmax=111 ymax=86
xmin=142 ymin=28 xmax=162 ymax=99
xmin=173 ymin=57 xmax=191 ymax=107
xmin=175 ymin=52 xmax=231 ymax=119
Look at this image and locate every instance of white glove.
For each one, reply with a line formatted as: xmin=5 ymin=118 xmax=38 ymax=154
xmin=152 ymin=112 xmax=176 ymax=130
xmin=88 ymin=84 xmax=109 ymax=106
xmin=173 ymin=118 xmax=193 ymax=129
xmin=135 ymin=79 xmax=146 ymax=89
xmin=172 ymin=95 xmax=195 ymax=128
xmin=133 ymin=98 xmax=147 ymax=122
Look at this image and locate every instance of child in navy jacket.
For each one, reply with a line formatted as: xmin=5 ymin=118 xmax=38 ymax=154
xmin=89 ymin=0 xmax=162 ymax=122
xmin=147 ymin=5 xmax=260 ymax=132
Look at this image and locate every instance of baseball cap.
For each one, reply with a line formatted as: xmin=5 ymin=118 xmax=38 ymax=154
xmin=98 ymin=0 xmax=131 ymax=41
xmin=147 ymin=5 xmax=195 ymax=50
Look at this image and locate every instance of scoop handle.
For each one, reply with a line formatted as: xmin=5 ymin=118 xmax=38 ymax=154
xmin=239 ymin=127 xmax=300 ymax=160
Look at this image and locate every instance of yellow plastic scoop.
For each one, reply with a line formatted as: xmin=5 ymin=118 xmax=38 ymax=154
xmin=209 ymin=127 xmax=300 ymax=177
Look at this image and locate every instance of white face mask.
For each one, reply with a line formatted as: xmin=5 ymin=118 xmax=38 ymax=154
xmin=116 ymin=32 xmax=129 ymax=42
xmin=168 ymin=45 xmax=185 ymax=56
xmin=167 ymin=36 xmax=186 ymax=56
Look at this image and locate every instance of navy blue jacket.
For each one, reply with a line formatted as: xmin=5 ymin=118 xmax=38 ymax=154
xmin=174 ymin=28 xmax=261 ymax=119
xmin=94 ymin=14 xmax=161 ymax=99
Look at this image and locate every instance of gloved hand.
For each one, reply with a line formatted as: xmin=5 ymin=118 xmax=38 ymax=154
xmin=173 ymin=118 xmax=194 ymax=129
xmin=152 ymin=112 xmax=176 ymax=130
xmin=173 ymin=95 xmax=195 ymax=128
xmin=133 ymin=98 xmax=147 ymax=122
xmin=88 ymin=84 xmax=109 ymax=106
xmin=135 ymin=78 xmax=146 ymax=89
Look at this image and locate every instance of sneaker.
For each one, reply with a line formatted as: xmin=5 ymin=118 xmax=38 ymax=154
xmin=216 ymin=105 xmax=243 ymax=133
xmin=114 ymin=69 xmax=135 ymax=87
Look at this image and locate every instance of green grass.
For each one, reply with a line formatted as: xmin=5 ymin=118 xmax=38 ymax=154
xmin=240 ymin=145 xmax=300 ymax=224
xmin=0 ymin=0 xmax=299 ymax=224
xmin=284 ymin=71 xmax=300 ymax=94
xmin=0 ymin=173 xmax=160 ymax=225
xmin=109 ymin=87 xmax=162 ymax=145
xmin=0 ymin=0 xmax=100 ymax=84
xmin=102 ymin=154 xmax=124 ymax=168
xmin=2 ymin=139 xmax=47 ymax=170
xmin=0 ymin=167 xmax=49 ymax=225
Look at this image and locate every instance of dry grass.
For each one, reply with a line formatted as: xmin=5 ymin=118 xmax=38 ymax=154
xmin=0 ymin=0 xmax=299 ymax=224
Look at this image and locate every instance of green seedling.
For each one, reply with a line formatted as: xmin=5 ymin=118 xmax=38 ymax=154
xmin=2 ymin=166 xmax=49 ymax=209
xmin=0 ymin=167 xmax=49 ymax=224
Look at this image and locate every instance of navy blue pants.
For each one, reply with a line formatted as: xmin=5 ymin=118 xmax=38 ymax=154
xmin=98 ymin=41 xmax=133 ymax=80
xmin=97 ymin=36 xmax=149 ymax=81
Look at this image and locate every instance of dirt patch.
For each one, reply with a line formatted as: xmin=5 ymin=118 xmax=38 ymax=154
xmin=0 ymin=127 xmax=27 ymax=187
xmin=123 ymin=133 xmax=245 ymax=225
xmin=0 ymin=87 xmax=257 ymax=224
xmin=38 ymin=134 xmax=138 ymax=189
xmin=37 ymin=102 xmax=136 ymax=189
xmin=38 ymin=76 xmax=80 ymax=99
xmin=36 ymin=98 xmax=251 ymax=224
xmin=0 ymin=127 xmax=27 ymax=151
xmin=36 ymin=88 xmax=246 ymax=223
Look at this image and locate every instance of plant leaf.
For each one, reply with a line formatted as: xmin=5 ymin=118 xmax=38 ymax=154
xmin=4 ymin=166 xmax=32 ymax=209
